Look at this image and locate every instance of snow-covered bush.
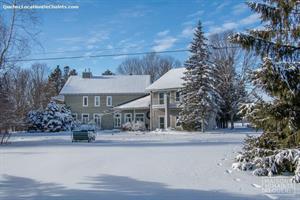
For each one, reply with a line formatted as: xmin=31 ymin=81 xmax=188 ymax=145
xmin=27 ymin=109 xmax=44 ymax=131
xmin=132 ymin=121 xmax=146 ymax=131
xmin=121 ymin=121 xmax=146 ymax=131
xmin=232 ymin=145 xmax=300 ymax=183
xmin=27 ymin=101 xmax=77 ymax=132
xmin=121 ymin=122 xmax=132 ymax=131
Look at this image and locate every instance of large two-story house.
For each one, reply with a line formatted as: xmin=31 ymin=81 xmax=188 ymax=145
xmin=60 ymin=68 xmax=216 ymax=131
xmin=60 ymin=71 xmax=151 ymax=129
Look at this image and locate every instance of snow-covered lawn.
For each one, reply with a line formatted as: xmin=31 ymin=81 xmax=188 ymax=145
xmin=0 ymin=128 xmax=299 ymax=200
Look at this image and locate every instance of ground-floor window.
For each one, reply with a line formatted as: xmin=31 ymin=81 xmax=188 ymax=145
xmin=124 ymin=113 xmax=132 ymax=123
xmin=82 ymin=114 xmax=89 ymax=124
xmin=135 ymin=113 xmax=144 ymax=122
xmin=114 ymin=113 xmax=121 ymax=128
xmin=176 ymin=116 xmax=181 ymax=127
xmin=159 ymin=116 xmax=165 ymax=129
xmin=72 ymin=113 xmax=77 ymax=120
xmin=94 ymin=114 xmax=101 ymax=128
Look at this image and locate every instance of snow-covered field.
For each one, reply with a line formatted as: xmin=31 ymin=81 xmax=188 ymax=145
xmin=0 ymin=128 xmax=299 ymax=200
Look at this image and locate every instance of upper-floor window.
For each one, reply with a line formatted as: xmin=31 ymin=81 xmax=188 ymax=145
xmin=175 ymin=91 xmax=181 ymax=102
xmin=95 ymin=96 xmax=100 ymax=107
xmin=83 ymin=96 xmax=88 ymax=107
xmin=158 ymin=92 xmax=164 ymax=104
xmin=106 ymin=96 xmax=112 ymax=106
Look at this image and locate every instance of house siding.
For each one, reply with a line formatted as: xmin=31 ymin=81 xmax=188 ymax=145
xmin=64 ymin=94 xmax=146 ymax=129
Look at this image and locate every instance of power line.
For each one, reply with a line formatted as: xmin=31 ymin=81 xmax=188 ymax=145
xmin=7 ymin=49 xmax=190 ymax=62
xmin=7 ymin=44 xmax=241 ymax=62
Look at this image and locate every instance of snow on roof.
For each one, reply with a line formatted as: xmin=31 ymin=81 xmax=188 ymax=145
xmin=115 ymin=95 xmax=150 ymax=110
xmin=146 ymin=68 xmax=186 ymax=91
xmin=60 ymin=75 xmax=151 ymax=94
xmin=51 ymin=95 xmax=65 ymax=102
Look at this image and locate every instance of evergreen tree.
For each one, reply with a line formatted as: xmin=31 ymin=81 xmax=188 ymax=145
xmin=231 ymin=0 xmax=300 ymax=148
xmin=62 ymin=66 xmax=78 ymax=86
xmin=180 ymin=21 xmax=218 ymax=132
xmin=69 ymin=69 xmax=78 ymax=76
xmin=102 ymin=69 xmax=115 ymax=75
xmin=47 ymin=65 xmax=62 ymax=97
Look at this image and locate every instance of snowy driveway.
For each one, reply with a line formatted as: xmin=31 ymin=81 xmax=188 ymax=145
xmin=0 ymin=129 xmax=299 ymax=200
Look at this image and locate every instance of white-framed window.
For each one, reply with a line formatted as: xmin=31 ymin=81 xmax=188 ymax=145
xmin=159 ymin=116 xmax=165 ymax=129
xmin=135 ymin=113 xmax=144 ymax=122
xmin=124 ymin=113 xmax=132 ymax=123
xmin=158 ymin=92 xmax=164 ymax=104
xmin=106 ymin=96 xmax=112 ymax=106
xmin=82 ymin=113 xmax=89 ymax=124
xmin=94 ymin=96 xmax=100 ymax=107
xmin=175 ymin=116 xmax=181 ymax=127
xmin=114 ymin=113 xmax=121 ymax=128
xmin=93 ymin=113 xmax=101 ymax=128
xmin=72 ymin=113 xmax=77 ymax=120
xmin=175 ymin=91 xmax=181 ymax=102
xmin=83 ymin=96 xmax=88 ymax=107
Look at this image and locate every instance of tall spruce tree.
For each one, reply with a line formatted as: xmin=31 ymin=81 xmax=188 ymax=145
xmin=231 ymin=0 xmax=300 ymax=148
xmin=47 ymin=65 xmax=63 ymax=97
xmin=180 ymin=21 xmax=218 ymax=132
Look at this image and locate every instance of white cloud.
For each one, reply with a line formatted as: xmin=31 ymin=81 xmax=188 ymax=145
xmin=232 ymin=3 xmax=248 ymax=15
xmin=152 ymin=36 xmax=177 ymax=51
xmin=157 ymin=30 xmax=170 ymax=37
xmin=187 ymin=10 xmax=204 ymax=18
xmin=240 ymin=13 xmax=260 ymax=25
xmin=216 ymin=2 xmax=230 ymax=10
xmin=181 ymin=26 xmax=195 ymax=38
xmin=56 ymin=31 xmax=110 ymax=48
xmin=207 ymin=13 xmax=260 ymax=35
xmin=223 ymin=22 xmax=238 ymax=30
xmin=56 ymin=36 xmax=84 ymax=43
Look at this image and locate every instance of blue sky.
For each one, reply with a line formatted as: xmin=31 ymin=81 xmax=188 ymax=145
xmin=10 ymin=0 xmax=261 ymax=75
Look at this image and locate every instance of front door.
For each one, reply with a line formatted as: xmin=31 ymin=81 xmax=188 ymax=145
xmin=114 ymin=113 xmax=121 ymax=128
xmin=159 ymin=116 xmax=165 ymax=129
xmin=94 ymin=114 xmax=101 ymax=128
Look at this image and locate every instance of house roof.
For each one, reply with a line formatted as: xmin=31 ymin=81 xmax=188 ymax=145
xmin=114 ymin=95 xmax=150 ymax=110
xmin=60 ymin=75 xmax=151 ymax=94
xmin=145 ymin=68 xmax=186 ymax=91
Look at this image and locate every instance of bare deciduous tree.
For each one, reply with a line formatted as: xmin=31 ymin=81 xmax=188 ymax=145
xmin=209 ymin=31 xmax=258 ymax=129
xmin=117 ymin=53 xmax=181 ymax=82
xmin=30 ymin=63 xmax=49 ymax=109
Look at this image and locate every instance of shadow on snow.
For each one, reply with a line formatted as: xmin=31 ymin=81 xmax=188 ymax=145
xmin=0 ymin=174 xmax=269 ymax=200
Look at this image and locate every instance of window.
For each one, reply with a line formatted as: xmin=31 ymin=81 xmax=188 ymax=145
xmin=82 ymin=114 xmax=89 ymax=124
xmin=159 ymin=116 xmax=165 ymax=129
xmin=114 ymin=113 xmax=121 ymax=128
xmin=94 ymin=114 xmax=101 ymax=128
xmin=135 ymin=113 xmax=144 ymax=122
xmin=106 ymin=96 xmax=112 ymax=106
xmin=72 ymin=113 xmax=77 ymax=120
xmin=175 ymin=91 xmax=181 ymax=102
xmin=159 ymin=92 xmax=164 ymax=104
xmin=94 ymin=96 xmax=100 ymax=107
xmin=176 ymin=116 xmax=181 ymax=127
xmin=124 ymin=113 xmax=132 ymax=123
xmin=83 ymin=96 xmax=88 ymax=107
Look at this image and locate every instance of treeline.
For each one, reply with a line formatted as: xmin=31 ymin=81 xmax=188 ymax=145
xmin=0 ymin=64 xmax=77 ymax=131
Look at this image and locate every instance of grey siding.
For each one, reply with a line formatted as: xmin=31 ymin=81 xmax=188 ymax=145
xmin=65 ymin=94 xmax=146 ymax=129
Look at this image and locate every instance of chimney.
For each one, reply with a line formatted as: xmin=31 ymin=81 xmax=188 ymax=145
xmin=82 ymin=68 xmax=92 ymax=78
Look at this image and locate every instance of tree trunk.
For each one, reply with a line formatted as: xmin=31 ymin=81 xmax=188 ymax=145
xmin=230 ymin=114 xmax=234 ymax=129
xmin=201 ymin=118 xmax=204 ymax=133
